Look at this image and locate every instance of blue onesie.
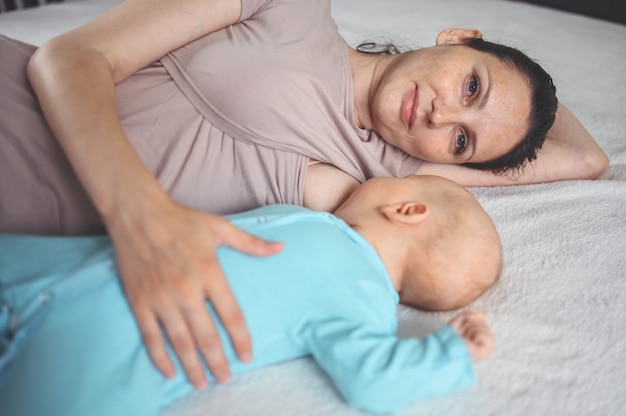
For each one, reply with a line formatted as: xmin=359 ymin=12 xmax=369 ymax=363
xmin=0 ymin=205 xmax=475 ymax=415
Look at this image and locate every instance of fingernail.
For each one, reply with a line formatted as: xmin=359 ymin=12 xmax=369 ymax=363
xmin=240 ymin=351 xmax=252 ymax=363
xmin=216 ymin=373 xmax=231 ymax=384
xmin=194 ymin=378 xmax=208 ymax=389
xmin=163 ymin=367 xmax=176 ymax=379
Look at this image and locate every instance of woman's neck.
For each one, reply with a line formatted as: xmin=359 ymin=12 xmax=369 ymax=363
xmin=347 ymin=47 xmax=394 ymax=131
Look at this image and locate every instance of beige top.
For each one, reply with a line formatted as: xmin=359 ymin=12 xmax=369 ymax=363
xmin=0 ymin=0 xmax=422 ymax=235
xmin=121 ymin=0 xmax=422 ymax=213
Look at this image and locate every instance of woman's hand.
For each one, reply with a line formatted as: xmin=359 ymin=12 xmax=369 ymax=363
xmin=106 ymin=198 xmax=283 ymax=388
xmin=449 ymin=311 xmax=493 ymax=362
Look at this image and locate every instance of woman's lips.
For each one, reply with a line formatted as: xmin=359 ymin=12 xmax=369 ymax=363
xmin=402 ymin=86 xmax=418 ymax=130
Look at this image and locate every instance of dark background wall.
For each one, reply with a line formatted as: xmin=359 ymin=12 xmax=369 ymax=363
xmin=509 ymin=0 xmax=625 ymax=26
xmin=1 ymin=1 xmax=624 ymax=26
xmin=1 ymin=0 xmax=63 ymax=13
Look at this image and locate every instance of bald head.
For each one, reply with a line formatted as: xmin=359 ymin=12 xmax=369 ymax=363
xmin=398 ymin=176 xmax=502 ymax=311
xmin=332 ymin=174 xmax=502 ymax=311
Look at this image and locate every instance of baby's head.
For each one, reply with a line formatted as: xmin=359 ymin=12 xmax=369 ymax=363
xmin=398 ymin=176 xmax=501 ymax=311
xmin=334 ymin=175 xmax=501 ymax=311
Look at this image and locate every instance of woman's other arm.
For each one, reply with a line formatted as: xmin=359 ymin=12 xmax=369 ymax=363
xmin=27 ymin=0 xmax=282 ymax=389
xmin=415 ymin=103 xmax=609 ymax=186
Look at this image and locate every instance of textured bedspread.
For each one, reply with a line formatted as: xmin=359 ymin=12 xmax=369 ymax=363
xmin=1 ymin=0 xmax=625 ymax=415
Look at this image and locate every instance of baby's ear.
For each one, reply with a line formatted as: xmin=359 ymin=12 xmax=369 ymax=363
xmin=380 ymin=202 xmax=429 ymax=226
xmin=436 ymin=28 xmax=483 ymax=46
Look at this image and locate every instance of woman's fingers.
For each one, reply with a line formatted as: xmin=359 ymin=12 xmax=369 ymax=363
xmin=110 ymin=205 xmax=281 ymax=387
xmin=202 ymin=261 xmax=252 ymax=366
xmin=132 ymin=300 xmax=177 ymax=379
xmin=179 ymin=272 xmax=233 ymax=384
xmin=158 ymin=298 xmax=209 ymax=389
xmin=125 ymin=270 xmax=210 ymax=388
xmin=215 ymin=217 xmax=284 ymax=256
xmin=210 ymin=220 xmax=283 ymax=362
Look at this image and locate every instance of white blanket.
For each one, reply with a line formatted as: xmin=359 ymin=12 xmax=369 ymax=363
xmin=1 ymin=1 xmax=625 ymax=415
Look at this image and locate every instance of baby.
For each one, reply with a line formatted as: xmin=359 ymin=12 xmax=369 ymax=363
xmin=0 ymin=175 xmax=500 ymax=415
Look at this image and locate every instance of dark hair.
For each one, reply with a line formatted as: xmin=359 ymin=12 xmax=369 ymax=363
xmin=461 ymin=38 xmax=558 ymax=175
xmin=356 ymin=42 xmax=404 ymax=55
xmin=357 ymin=38 xmax=558 ymax=175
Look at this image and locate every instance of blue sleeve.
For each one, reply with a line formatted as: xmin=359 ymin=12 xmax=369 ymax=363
xmin=303 ymin=320 xmax=476 ymax=414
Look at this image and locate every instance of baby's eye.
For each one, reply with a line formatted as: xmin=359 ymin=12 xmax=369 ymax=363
xmin=467 ymin=74 xmax=480 ymax=98
xmin=455 ymin=130 xmax=467 ymax=155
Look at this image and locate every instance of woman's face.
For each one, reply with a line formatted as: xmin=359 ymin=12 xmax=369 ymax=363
xmin=369 ymin=44 xmax=531 ymax=164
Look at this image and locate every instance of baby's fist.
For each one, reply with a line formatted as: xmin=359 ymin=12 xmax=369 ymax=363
xmin=449 ymin=311 xmax=493 ymax=362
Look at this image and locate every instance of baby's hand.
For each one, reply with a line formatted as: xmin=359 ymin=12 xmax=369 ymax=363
xmin=449 ymin=311 xmax=493 ymax=362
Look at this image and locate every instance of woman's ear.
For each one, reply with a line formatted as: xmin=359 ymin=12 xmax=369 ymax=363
xmin=380 ymin=202 xmax=429 ymax=226
xmin=436 ymin=28 xmax=483 ymax=46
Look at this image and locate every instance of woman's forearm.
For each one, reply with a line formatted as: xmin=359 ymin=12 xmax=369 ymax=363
xmin=544 ymin=103 xmax=609 ymax=180
xmin=26 ymin=0 xmax=245 ymax=220
xmin=27 ymin=38 xmax=167 ymax=223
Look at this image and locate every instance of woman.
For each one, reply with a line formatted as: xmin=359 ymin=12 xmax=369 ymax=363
xmin=0 ymin=0 xmax=607 ymax=389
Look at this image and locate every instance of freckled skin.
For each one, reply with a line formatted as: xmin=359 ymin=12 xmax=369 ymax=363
xmin=368 ymin=45 xmax=531 ymax=165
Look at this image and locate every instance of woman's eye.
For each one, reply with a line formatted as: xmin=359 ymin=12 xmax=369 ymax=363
xmin=455 ymin=131 xmax=467 ymax=154
xmin=467 ymin=74 xmax=480 ymax=98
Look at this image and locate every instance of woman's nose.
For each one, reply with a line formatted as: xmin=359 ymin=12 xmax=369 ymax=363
xmin=428 ymin=98 xmax=458 ymax=127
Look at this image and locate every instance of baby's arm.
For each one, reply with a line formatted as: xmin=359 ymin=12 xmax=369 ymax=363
xmin=449 ymin=311 xmax=494 ymax=362
xmin=305 ymin=318 xmax=477 ymax=413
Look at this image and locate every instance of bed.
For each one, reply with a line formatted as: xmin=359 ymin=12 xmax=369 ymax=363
xmin=1 ymin=0 xmax=625 ymax=415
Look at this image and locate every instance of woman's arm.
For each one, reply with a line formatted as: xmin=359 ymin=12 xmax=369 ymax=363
xmin=27 ymin=0 xmax=283 ymax=388
xmin=415 ymin=103 xmax=610 ymax=186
